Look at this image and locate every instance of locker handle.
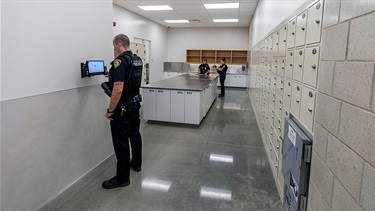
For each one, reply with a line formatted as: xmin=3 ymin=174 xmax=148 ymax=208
xmin=278 ymin=126 xmax=281 ymax=130
xmin=296 ymin=100 xmax=300 ymax=103
xmin=274 ymin=83 xmax=276 ymax=85
xmin=299 ymin=64 xmax=303 ymax=68
xmin=301 ymin=27 xmax=305 ymax=31
xmin=312 ymin=65 xmax=317 ymax=69
xmin=271 ymin=132 xmax=273 ymax=135
xmin=279 ymin=107 xmax=282 ymax=110
xmin=289 ymin=63 xmax=293 ymax=66
xmin=284 ymin=40 xmax=286 ymax=42
xmin=287 ymin=93 xmax=291 ymax=97
xmin=281 ymin=87 xmax=284 ymax=90
xmin=282 ymin=67 xmax=285 ymax=70
xmin=292 ymin=32 xmax=295 ymax=35
xmin=277 ymin=146 xmax=280 ymax=149
xmin=275 ymin=65 xmax=277 ymax=68
xmin=271 ymin=116 xmax=274 ymax=119
xmin=308 ymin=108 xmax=313 ymax=112
xmin=315 ymin=19 xmax=321 ymax=24
xmin=276 ymin=164 xmax=278 ymax=168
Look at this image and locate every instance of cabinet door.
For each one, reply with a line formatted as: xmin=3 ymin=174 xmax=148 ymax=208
xmin=276 ymin=77 xmax=284 ymax=99
xmin=237 ymin=75 xmax=247 ymax=87
xmin=272 ymin=32 xmax=279 ymax=57
xmin=303 ymin=46 xmax=320 ymax=88
xmin=291 ymin=83 xmax=302 ymax=118
xmin=283 ymin=80 xmax=292 ymax=109
xmin=287 ymin=19 xmax=296 ymax=49
xmin=300 ymin=86 xmax=316 ymax=132
xmin=293 ymin=49 xmax=305 ymax=82
xmin=278 ymin=25 xmax=287 ymax=57
xmin=229 ymin=75 xmax=238 ymax=87
xmin=171 ymin=90 xmax=185 ymax=123
xmin=142 ymin=89 xmax=157 ymax=120
xmin=286 ymin=50 xmax=294 ymax=79
xmin=306 ymin=1 xmax=323 ymax=45
xmin=156 ymin=89 xmax=171 ymax=121
xmin=295 ymin=11 xmax=307 ymax=47
xmin=277 ymin=58 xmax=285 ymax=76
xmin=185 ymin=91 xmax=201 ymax=124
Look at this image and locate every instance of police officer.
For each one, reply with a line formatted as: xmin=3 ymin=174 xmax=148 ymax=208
xmin=102 ymin=34 xmax=143 ymax=189
xmin=198 ymin=59 xmax=210 ymax=76
xmin=215 ymin=57 xmax=228 ymax=97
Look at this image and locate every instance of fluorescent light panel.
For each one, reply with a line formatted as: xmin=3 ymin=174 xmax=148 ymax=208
xmin=165 ymin=20 xmax=189 ymax=23
xmin=204 ymin=3 xmax=239 ymax=9
xmin=213 ymin=19 xmax=239 ymax=23
xmin=138 ymin=5 xmax=172 ymax=11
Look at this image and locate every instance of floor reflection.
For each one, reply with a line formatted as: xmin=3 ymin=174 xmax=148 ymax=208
xmin=209 ymin=153 xmax=234 ymax=163
xmin=142 ymin=178 xmax=172 ymax=192
xmin=200 ymin=186 xmax=232 ymax=201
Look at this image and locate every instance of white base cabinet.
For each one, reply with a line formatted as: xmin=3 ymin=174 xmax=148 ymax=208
xmin=217 ymin=74 xmax=248 ymax=88
xmin=171 ymin=91 xmax=185 ymax=123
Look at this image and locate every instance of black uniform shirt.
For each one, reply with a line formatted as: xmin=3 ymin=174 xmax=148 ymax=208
xmin=109 ymin=51 xmax=133 ymax=99
xmin=219 ymin=64 xmax=228 ymax=75
xmin=198 ymin=63 xmax=210 ymax=74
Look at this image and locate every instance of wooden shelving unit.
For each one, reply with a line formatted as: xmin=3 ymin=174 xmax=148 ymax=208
xmin=186 ymin=49 xmax=248 ymax=65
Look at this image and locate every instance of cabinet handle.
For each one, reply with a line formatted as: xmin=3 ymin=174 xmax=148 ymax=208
xmin=150 ymin=90 xmax=154 ymax=92
xmin=158 ymin=90 xmax=163 ymax=93
xmin=187 ymin=92 xmax=192 ymax=94
xmin=315 ymin=19 xmax=321 ymax=24
xmin=296 ymin=100 xmax=300 ymax=103
xmin=312 ymin=65 xmax=317 ymax=69
xmin=299 ymin=64 xmax=303 ymax=68
xmin=178 ymin=91 xmax=183 ymax=94
xmin=308 ymin=108 xmax=313 ymax=112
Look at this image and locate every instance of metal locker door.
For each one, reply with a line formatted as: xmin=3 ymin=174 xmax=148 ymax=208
xmin=287 ymin=19 xmax=296 ymax=49
xmin=293 ymin=49 xmax=305 ymax=82
xmin=303 ymin=46 xmax=320 ymax=88
xmin=291 ymin=83 xmax=302 ymax=118
xmin=286 ymin=50 xmax=294 ymax=79
xmin=300 ymin=86 xmax=316 ymax=132
xmin=295 ymin=12 xmax=307 ymax=47
xmin=306 ymin=1 xmax=323 ymax=45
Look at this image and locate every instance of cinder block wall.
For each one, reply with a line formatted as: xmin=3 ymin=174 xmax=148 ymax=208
xmin=307 ymin=1 xmax=375 ymax=211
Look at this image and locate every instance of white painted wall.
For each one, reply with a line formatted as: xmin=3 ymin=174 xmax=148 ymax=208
xmin=167 ymin=27 xmax=249 ymax=62
xmin=1 ymin=0 xmax=114 ymax=101
xmin=113 ymin=4 xmax=168 ymax=83
xmin=251 ymin=0 xmax=309 ymax=47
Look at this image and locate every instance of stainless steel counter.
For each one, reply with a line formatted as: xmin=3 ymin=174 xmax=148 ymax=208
xmin=142 ymin=74 xmax=219 ymax=91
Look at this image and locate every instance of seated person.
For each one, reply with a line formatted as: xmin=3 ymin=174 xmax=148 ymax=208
xmin=198 ymin=59 xmax=210 ymax=76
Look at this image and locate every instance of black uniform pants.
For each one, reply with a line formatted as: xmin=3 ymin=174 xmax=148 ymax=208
xmin=110 ymin=103 xmax=142 ymax=182
xmin=219 ymin=74 xmax=226 ymax=96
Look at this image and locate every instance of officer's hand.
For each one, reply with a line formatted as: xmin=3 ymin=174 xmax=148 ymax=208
xmin=104 ymin=70 xmax=110 ymax=78
xmin=105 ymin=112 xmax=114 ymax=120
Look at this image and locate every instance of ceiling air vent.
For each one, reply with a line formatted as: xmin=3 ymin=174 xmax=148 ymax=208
xmin=188 ymin=19 xmax=201 ymax=23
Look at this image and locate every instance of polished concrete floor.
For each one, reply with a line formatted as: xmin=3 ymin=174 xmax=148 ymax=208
xmin=45 ymin=89 xmax=282 ymax=211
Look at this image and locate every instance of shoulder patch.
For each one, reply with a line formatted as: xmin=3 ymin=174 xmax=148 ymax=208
xmin=113 ymin=59 xmax=121 ymax=69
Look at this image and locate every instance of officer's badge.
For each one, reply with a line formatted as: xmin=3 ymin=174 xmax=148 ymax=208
xmin=113 ymin=59 xmax=121 ymax=69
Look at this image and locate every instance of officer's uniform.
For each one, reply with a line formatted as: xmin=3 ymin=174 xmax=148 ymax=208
xmin=198 ymin=63 xmax=210 ymax=75
xmin=108 ymin=50 xmax=142 ymax=183
xmin=218 ymin=63 xmax=228 ymax=96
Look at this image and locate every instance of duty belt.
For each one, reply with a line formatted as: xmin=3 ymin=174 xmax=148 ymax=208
xmin=122 ymin=94 xmax=142 ymax=104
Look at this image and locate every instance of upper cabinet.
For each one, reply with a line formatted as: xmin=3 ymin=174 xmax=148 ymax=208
xmin=186 ymin=49 xmax=248 ymax=65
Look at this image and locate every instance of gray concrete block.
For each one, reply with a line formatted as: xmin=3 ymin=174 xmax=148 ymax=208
xmin=313 ymin=123 xmax=329 ymax=162
xmin=326 ymin=134 xmax=365 ymax=202
xmin=318 ymin=61 xmax=335 ymax=95
xmin=315 ymin=93 xmax=341 ymax=136
xmin=373 ymin=82 xmax=375 ymax=113
xmin=311 ymin=152 xmax=335 ymax=206
xmin=339 ymin=103 xmax=375 ymax=167
xmin=361 ymin=162 xmax=375 ymax=211
xmin=340 ymin=0 xmax=375 ymax=22
xmin=308 ymin=179 xmax=332 ymax=211
xmin=321 ymin=22 xmax=349 ymax=61
xmin=348 ymin=13 xmax=375 ymax=61
xmin=333 ymin=62 xmax=374 ymax=109
xmin=323 ymin=0 xmax=341 ymax=28
xmin=332 ymin=179 xmax=364 ymax=211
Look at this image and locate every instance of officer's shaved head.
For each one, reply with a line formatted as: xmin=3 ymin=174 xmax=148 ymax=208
xmin=113 ymin=34 xmax=130 ymax=48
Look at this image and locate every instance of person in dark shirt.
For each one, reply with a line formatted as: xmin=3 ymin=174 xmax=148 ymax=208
xmin=215 ymin=57 xmax=228 ymax=97
xmin=198 ymin=59 xmax=210 ymax=76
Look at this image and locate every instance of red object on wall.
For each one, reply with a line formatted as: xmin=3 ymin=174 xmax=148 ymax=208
xmin=113 ymin=22 xmax=116 ymax=27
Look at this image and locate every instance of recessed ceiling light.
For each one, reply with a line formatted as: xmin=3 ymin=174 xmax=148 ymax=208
xmin=138 ymin=5 xmax=173 ymax=11
xmin=204 ymin=3 xmax=239 ymax=9
xmin=165 ymin=20 xmax=189 ymax=23
xmin=213 ymin=19 xmax=239 ymax=23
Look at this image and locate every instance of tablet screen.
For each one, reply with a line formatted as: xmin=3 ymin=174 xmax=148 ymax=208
xmin=88 ymin=61 xmax=105 ymax=74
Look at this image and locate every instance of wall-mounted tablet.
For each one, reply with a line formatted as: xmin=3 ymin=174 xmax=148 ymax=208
xmin=87 ymin=60 xmax=105 ymax=75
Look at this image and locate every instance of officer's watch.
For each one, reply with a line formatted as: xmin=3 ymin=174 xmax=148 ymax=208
xmin=107 ymin=108 xmax=114 ymax=114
